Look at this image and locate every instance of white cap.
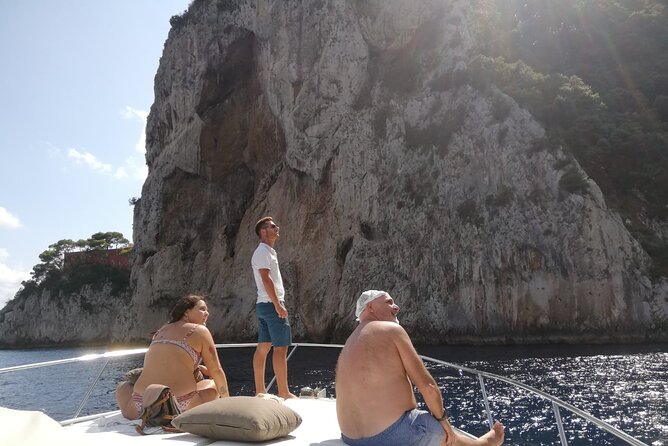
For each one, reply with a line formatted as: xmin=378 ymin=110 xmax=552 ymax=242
xmin=355 ymin=290 xmax=388 ymax=319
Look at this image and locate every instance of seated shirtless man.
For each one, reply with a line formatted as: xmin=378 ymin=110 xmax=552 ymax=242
xmin=336 ymin=290 xmax=504 ymax=446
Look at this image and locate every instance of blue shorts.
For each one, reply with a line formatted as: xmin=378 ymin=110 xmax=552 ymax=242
xmin=256 ymin=302 xmax=292 ymax=347
xmin=341 ymin=409 xmax=444 ymax=446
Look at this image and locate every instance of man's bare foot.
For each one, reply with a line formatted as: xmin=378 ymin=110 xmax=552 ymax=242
xmin=479 ymin=421 xmax=504 ymax=446
xmin=278 ymin=392 xmax=298 ymax=399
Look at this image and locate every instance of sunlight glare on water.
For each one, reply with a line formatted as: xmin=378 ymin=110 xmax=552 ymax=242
xmin=425 ymin=350 xmax=668 ymax=445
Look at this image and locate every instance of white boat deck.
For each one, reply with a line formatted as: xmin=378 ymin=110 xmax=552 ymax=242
xmin=5 ymin=397 xmax=346 ymax=446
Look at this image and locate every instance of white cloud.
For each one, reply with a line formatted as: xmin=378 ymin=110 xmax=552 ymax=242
xmin=122 ymin=154 xmax=149 ymax=180
xmin=67 ymin=148 xmax=113 ymax=174
xmin=0 ymin=248 xmax=31 ymax=310
xmin=122 ymin=106 xmax=149 ymax=154
xmin=55 ymin=106 xmax=149 ymax=182
xmin=114 ymin=167 xmax=128 ymax=180
xmin=122 ymin=106 xmax=148 ymax=122
xmin=120 ymin=106 xmax=149 ymax=180
xmin=0 ymin=207 xmax=22 ymax=229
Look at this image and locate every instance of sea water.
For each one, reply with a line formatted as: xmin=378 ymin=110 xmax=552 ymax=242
xmin=0 ymin=344 xmax=666 ymax=445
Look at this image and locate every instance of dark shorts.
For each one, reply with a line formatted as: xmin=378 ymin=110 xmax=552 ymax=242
xmin=256 ymin=302 xmax=292 ymax=347
xmin=341 ymin=409 xmax=444 ymax=446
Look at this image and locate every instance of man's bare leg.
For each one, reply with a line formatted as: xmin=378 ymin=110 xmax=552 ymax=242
xmin=273 ymin=345 xmax=297 ymax=398
xmin=445 ymin=421 xmax=504 ymax=446
xmin=253 ymin=342 xmax=272 ymax=395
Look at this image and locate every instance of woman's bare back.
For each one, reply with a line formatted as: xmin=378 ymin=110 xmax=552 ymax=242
xmin=134 ymin=323 xmax=202 ymax=396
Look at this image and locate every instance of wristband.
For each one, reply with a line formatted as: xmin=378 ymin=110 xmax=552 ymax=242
xmin=433 ymin=408 xmax=448 ymax=421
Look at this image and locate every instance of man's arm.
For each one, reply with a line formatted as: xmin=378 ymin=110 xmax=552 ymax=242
xmin=259 ymin=268 xmax=287 ymax=318
xmin=392 ymin=324 xmax=456 ymax=444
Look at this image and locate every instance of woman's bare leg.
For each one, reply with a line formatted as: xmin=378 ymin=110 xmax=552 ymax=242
xmin=115 ymin=381 xmax=139 ymax=420
xmin=183 ymin=379 xmax=219 ymax=410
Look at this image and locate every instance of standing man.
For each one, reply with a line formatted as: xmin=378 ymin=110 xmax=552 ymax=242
xmin=336 ymin=290 xmax=504 ymax=446
xmin=251 ymin=216 xmax=296 ymax=399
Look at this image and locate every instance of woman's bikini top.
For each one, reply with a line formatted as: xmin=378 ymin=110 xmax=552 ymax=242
xmin=151 ymin=324 xmax=201 ymax=366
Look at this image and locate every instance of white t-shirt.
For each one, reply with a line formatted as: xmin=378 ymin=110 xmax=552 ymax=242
xmin=251 ymin=242 xmax=285 ymax=304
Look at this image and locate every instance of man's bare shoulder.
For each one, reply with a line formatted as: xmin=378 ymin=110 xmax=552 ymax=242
xmin=361 ymin=321 xmax=407 ymax=336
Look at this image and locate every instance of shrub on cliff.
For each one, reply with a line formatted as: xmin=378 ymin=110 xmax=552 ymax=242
xmin=559 ymin=168 xmax=589 ymax=195
xmin=467 ymin=0 xmax=668 ymax=279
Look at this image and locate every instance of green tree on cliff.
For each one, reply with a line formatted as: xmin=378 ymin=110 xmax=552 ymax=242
xmin=30 ymin=239 xmax=76 ymax=283
xmin=87 ymin=232 xmax=129 ymax=250
xmin=21 ymin=232 xmax=132 ymax=296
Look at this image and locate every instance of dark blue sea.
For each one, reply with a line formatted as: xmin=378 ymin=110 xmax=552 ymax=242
xmin=0 ymin=344 xmax=666 ymax=445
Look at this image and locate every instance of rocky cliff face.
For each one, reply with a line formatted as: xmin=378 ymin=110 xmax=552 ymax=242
xmin=0 ymin=284 xmax=132 ymax=347
xmin=128 ymin=0 xmax=668 ymax=344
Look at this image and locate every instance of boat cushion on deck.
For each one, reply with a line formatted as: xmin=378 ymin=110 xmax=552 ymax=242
xmin=172 ymin=396 xmax=302 ymax=442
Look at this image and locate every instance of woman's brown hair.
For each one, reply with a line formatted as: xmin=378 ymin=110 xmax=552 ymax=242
xmin=168 ymin=294 xmax=206 ymax=323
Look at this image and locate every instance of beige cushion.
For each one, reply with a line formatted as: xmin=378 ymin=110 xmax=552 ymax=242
xmin=172 ymin=396 xmax=302 ymax=441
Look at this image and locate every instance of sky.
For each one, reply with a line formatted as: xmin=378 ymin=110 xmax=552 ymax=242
xmin=0 ymin=0 xmax=191 ymax=309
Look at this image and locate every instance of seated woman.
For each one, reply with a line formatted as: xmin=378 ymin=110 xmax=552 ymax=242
xmin=115 ymin=294 xmax=229 ymax=419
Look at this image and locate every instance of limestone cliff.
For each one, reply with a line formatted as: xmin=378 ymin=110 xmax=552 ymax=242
xmin=127 ymin=0 xmax=668 ymax=344
xmin=0 ymin=284 xmax=132 ymax=347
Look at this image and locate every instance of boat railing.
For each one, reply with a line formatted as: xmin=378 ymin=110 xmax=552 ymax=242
xmin=0 ymin=342 xmax=648 ymax=445
xmin=417 ymin=353 xmax=648 ymax=446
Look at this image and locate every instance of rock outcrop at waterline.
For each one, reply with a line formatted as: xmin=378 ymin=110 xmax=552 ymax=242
xmin=0 ymin=284 xmax=131 ymax=347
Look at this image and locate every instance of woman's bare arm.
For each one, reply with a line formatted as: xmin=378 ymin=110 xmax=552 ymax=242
xmin=197 ymin=326 xmax=230 ymax=397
